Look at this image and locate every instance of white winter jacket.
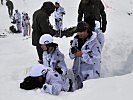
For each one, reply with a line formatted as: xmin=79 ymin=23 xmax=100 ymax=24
xmin=54 ymin=6 xmax=65 ymax=21
xmin=14 ymin=12 xmax=21 ymax=23
xmin=95 ymin=21 xmax=105 ymax=50
xmin=29 ymin=64 xmax=70 ymax=95
xmin=69 ymin=32 xmax=101 ymax=81
xmin=43 ymin=48 xmax=67 ymax=75
xmin=41 ymin=67 xmax=70 ymax=95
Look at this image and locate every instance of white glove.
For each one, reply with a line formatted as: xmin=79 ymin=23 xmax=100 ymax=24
xmin=41 ymin=83 xmax=53 ymax=94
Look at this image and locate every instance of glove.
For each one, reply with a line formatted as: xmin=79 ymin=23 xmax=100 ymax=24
xmin=43 ymin=85 xmax=47 ymax=90
xmin=71 ymin=47 xmax=78 ymax=54
xmin=41 ymin=83 xmax=53 ymax=94
xmin=55 ymin=67 xmax=63 ymax=74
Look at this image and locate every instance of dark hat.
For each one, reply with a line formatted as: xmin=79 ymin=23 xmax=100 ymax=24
xmin=55 ymin=1 xmax=60 ymax=4
xmin=76 ymin=21 xmax=89 ymax=32
xmin=42 ymin=1 xmax=55 ymax=15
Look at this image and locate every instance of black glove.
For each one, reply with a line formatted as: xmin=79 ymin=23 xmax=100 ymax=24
xmin=55 ymin=67 xmax=63 ymax=74
xmin=43 ymin=85 xmax=47 ymax=90
xmin=71 ymin=47 xmax=78 ymax=54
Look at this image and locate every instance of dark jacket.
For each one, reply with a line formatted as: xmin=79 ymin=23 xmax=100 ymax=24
xmin=78 ymin=0 xmax=107 ymax=32
xmin=6 ymin=0 xmax=14 ymax=9
xmin=32 ymin=2 xmax=56 ymax=46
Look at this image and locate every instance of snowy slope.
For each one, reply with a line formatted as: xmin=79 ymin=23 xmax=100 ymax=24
xmin=0 ymin=0 xmax=133 ymax=100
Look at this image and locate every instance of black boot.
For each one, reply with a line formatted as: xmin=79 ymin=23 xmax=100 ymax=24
xmin=73 ymin=74 xmax=83 ymax=90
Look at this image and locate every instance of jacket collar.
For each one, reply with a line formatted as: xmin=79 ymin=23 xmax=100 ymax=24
xmin=87 ymin=32 xmax=97 ymax=42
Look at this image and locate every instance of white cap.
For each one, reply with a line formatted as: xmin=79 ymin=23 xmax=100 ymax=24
xmin=29 ymin=64 xmax=46 ymax=77
xmin=39 ymin=34 xmax=53 ymax=44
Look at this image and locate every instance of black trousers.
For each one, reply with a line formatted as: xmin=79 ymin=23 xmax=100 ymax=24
xmin=8 ymin=8 xmax=13 ymax=16
xmin=36 ymin=45 xmax=43 ymax=61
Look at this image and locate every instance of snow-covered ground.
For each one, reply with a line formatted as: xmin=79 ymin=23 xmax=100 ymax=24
xmin=0 ymin=0 xmax=133 ymax=100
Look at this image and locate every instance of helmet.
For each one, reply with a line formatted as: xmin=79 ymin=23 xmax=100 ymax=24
xmin=29 ymin=64 xmax=52 ymax=77
xmin=29 ymin=64 xmax=46 ymax=77
xmin=39 ymin=34 xmax=53 ymax=44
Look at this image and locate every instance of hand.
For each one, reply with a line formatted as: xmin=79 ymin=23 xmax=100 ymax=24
xmin=74 ymin=50 xmax=82 ymax=57
xmin=43 ymin=85 xmax=47 ymax=90
xmin=59 ymin=18 xmax=62 ymax=21
xmin=71 ymin=47 xmax=78 ymax=54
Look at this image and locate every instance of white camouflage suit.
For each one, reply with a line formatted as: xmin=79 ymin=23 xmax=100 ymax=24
xmin=69 ymin=32 xmax=101 ymax=81
xmin=95 ymin=21 xmax=105 ymax=50
xmin=54 ymin=6 xmax=65 ymax=31
xmin=22 ymin=13 xmax=30 ymax=36
xmin=29 ymin=64 xmax=70 ymax=95
xmin=42 ymin=48 xmax=67 ymax=75
xmin=14 ymin=11 xmax=22 ymax=32
xmin=41 ymin=67 xmax=70 ymax=95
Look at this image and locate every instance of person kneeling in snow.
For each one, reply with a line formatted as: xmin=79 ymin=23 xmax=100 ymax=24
xmin=39 ymin=34 xmax=68 ymax=76
xmin=20 ymin=64 xmax=74 ymax=95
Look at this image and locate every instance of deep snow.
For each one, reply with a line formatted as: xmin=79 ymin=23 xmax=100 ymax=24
xmin=0 ymin=0 xmax=133 ymax=100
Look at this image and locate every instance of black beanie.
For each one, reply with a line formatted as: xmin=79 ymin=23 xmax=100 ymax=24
xmin=41 ymin=1 xmax=55 ymax=15
xmin=76 ymin=21 xmax=89 ymax=32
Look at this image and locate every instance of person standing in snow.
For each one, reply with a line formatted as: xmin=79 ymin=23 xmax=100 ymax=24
xmin=77 ymin=0 xmax=107 ymax=33
xmin=6 ymin=0 xmax=14 ymax=17
xmin=1 ymin=0 xmax=3 ymax=5
xmin=85 ymin=16 xmax=105 ymax=50
xmin=39 ymin=34 xmax=68 ymax=76
xmin=69 ymin=21 xmax=101 ymax=82
xmin=54 ymin=1 xmax=65 ymax=36
xmin=32 ymin=1 xmax=57 ymax=63
xmin=22 ymin=12 xmax=31 ymax=36
xmin=13 ymin=9 xmax=22 ymax=33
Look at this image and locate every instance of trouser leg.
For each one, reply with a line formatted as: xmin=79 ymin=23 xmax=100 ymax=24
xmin=17 ymin=23 xmax=22 ymax=32
xmin=10 ymin=9 xmax=13 ymax=16
xmin=1 ymin=0 xmax=3 ymax=5
xmin=36 ymin=45 xmax=43 ymax=61
xmin=8 ymin=9 xmax=10 ymax=16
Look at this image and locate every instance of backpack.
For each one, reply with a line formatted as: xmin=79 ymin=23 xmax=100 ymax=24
xmin=20 ymin=76 xmax=45 ymax=90
xmin=9 ymin=25 xmax=17 ymax=33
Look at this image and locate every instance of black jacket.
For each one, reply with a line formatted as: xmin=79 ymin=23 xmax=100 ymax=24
xmin=78 ymin=0 xmax=107 ymax=32
xmin=6 ymin=0 xmax=14 ymax=9
xmin=32 ymin=2 xmax=56 ymax=46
